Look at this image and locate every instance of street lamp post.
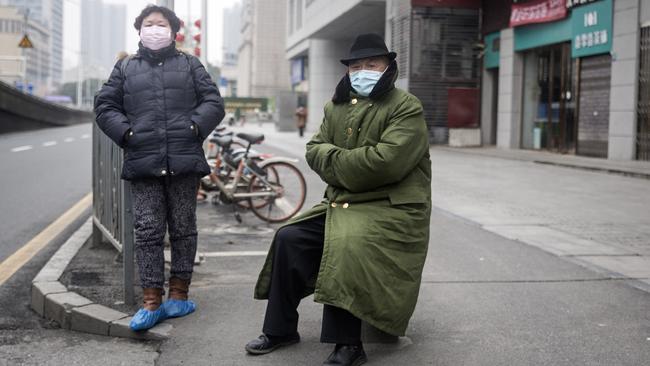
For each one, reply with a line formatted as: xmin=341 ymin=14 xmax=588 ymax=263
xmin=156 ymin=0 xmax=174 ymax=10
xmin=21 ymin=8 xmax=29 ymax=92
xmin=200 ymin=0 xmax=208 ymax=67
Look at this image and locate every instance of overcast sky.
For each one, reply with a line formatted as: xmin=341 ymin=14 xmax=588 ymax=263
xmin=63 ymin=0 xmax=240 ymax=71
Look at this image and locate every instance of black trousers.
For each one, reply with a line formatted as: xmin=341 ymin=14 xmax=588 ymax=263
xmin=262 ymin=215 xmax=362 ymax=345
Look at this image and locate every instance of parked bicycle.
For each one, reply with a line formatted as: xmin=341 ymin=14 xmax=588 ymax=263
xmin=201 ymin=131 xmax=307 ymax=223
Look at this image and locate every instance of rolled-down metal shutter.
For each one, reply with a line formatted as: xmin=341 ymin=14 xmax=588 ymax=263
xmin=577 ymin=54 xmax=611 ymax=158
xmin=409 ymin=7 xmax=480 ymax=144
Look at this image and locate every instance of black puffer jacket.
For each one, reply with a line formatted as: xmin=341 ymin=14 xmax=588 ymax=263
xmin=94 ymin=42 xmax=224 ymax=180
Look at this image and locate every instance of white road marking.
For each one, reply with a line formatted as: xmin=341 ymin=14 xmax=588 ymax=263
xmin=10 ymin=145 xmax=33 ymax=152
xmin=202 ymin=251 xmax=268 ymax=257
xmin=80 ymin=134 xmax=90 ymax=139
xmin=42 ymin=141 xmax=57 ymax=147
xmin=64 ymin=137 xmax=75 ymax=143
xmin=0 ymin=194 xmax=92 ymax=286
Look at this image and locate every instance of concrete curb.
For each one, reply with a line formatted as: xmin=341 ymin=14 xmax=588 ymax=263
xmin=30 ymin=217 xmax=172 ymax=340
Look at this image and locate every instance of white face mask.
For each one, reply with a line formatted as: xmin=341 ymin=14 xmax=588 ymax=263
xmin=140 ymin=25 xmax=173 ymax=51
xmin=349 ymin=67 xmax=387 ymax=97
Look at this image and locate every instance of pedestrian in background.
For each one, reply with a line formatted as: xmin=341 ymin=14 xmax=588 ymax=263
xmin=295 ymin=105 xmax=308 ymax=137
xmin=94 ymin=5 xmax=224 ymax=331
xmin=245 ymin=33 xmax=431 ymax=366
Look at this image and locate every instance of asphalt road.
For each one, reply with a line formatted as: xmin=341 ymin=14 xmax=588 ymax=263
xmin=0 ymin=123 xmax=93 ymax=263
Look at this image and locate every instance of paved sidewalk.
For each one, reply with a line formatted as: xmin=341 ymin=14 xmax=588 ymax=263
xmin=430 ymin=147 xmax=650 ymax=289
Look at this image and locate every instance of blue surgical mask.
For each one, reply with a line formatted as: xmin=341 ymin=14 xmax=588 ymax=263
xmin=349 ymin=68 xmax=386 ymax=97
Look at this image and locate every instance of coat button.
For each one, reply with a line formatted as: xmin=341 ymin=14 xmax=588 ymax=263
xmin=346 ymin=128 xmax=352 ymax=135
xmin=161 ymin=169 xmax=167 ymax=175
xmin=343 ymin=203 xmax=349 ymax=209
xmin=331 ymin=202 xmax=337 ymax=208
xmin=351 ymin=98 xmax=358 ymax=105
xmin=158 ymin=62 xmax=163 ymax=66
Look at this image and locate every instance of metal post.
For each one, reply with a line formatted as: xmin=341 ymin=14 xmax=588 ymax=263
xmin=187 ymin=0 xmax=192 ymax=52
xmin=200 ymin=0 xmax=208 ymax=67
xmin=21 ymin=9 xmax=29 ymax=91
xmin=156 ymin=0 xmax=174 ymax=9
xmin=76 ymin=54 xmax=83 ymax=108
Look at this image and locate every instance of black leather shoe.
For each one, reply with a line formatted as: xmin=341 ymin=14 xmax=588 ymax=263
xmin=323 ymin=344 xmax=368 ymax=366
xmin=245 ymin=333 xmax=300 ymax=355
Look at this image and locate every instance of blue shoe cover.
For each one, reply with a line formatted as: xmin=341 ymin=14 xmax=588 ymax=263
xmin=129 ymin=307 xmax=167 ymax=331
xmin=162 ymin=299 xmax=196 ymax=318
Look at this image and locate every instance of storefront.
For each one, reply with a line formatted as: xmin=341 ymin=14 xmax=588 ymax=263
xmin=512 ymin=0 xmax=613 ymax=156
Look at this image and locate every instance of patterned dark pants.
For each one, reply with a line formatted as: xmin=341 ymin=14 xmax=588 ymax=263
xmin=131 ymin=175 xmax=199 ymax=289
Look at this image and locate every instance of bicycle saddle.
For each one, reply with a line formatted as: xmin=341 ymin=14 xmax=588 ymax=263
xmin=236 ymin=132 xmax=265 ymax=144
xmin=210 ymin=135 xmax=233 ymax=147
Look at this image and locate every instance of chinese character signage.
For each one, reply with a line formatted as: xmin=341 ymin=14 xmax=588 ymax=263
xmin=510 ymin=0 xmax=567 ymax=28
xmin=566 ymin=0 xmax=598 ymax=9
xmin=571 ymin=0 xmax=612 ymax=58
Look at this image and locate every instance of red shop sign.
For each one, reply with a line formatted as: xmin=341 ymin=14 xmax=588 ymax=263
xmin=509 ymin=0 xmax=567 ymax=27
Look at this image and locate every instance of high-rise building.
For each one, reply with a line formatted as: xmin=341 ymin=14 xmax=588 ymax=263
xmin=221 ymin=1 xmax=241 ymax=96
xmin=0 ymin=5 xmax=50 ymax=95
xmin=0 ymin=0 xmax=63 ymax=90
xmin=49 ymin=0 xmax=62 ymax=89
xmin=237 ymin=0 xmax=291 ymax=98
xmin=223 ymin=2 xmax=241 ymax=68
xmin=80 ymin=0 xmax=126 ymax=80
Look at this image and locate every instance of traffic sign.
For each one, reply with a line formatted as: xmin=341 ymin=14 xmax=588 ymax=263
xmin=18 ymin=34 xmax=33 ymax=49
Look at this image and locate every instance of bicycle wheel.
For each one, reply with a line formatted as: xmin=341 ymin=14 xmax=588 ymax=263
xmin=248 ymin=162 xmax=306 ymax=223
xmin=242 ymin=163 xmax=278 ymax=210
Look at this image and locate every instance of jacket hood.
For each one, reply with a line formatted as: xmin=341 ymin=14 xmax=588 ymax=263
xmin=332 ymin=60 xmax=398 ymax=104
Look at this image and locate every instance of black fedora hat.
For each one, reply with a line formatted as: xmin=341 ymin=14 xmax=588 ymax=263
xmin=340 ymin=33 xmax=397 ymax=66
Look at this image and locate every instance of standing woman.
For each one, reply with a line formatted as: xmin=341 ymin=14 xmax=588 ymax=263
xmin=94 ymin=5 xmax=224 ymax=331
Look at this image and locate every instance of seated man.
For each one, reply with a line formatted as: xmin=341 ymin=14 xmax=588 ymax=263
xmin=245 ymin=33 xmax=432 ymax=366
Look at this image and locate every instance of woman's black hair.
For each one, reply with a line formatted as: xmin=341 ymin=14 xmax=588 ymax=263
xmin=133 ymin=5 xmax=181 ymax=35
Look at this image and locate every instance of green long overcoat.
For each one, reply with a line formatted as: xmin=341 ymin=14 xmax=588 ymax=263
xmin=254 ymin=68 xmax=431 ymax=336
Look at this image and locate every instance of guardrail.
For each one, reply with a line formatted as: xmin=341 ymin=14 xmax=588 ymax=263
xmin=0 ymin=80 xmax=93 ymax=130
xmin=91 ymin=123 xmax=135 ymax=305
